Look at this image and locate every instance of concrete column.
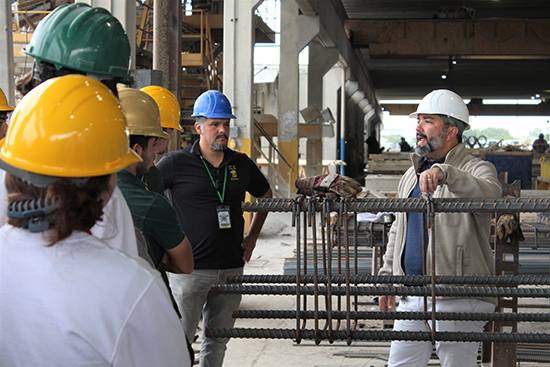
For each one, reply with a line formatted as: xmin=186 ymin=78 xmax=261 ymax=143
xmin=306 ymin=41 xmax=338 ymax=176
xmin=76 ymin=0 xmax=136 ymax=69
xmin=153 ymin=1 xmax=167 ymax=88
xmin=167 ymin=0 xmax=182 ymax=152
xmin=223 ymin=0 xmax=262 ymax=158
xmin=279 ymin=0 xmax=319 ymax=194
xmin=0 ymin=0 xmax=15 ymax=106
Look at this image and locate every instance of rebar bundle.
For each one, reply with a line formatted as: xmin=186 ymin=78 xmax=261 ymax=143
xmin=213 ymin=195 xmax=550 ymax=355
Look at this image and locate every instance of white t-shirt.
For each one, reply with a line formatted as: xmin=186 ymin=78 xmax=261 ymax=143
xmin=91 ymin=186 xmax=139 ymax=258
xmin=0 ymin=226 xmax=190 ymax=367
xmin=0 ymin=170 xmax=139 ymax=258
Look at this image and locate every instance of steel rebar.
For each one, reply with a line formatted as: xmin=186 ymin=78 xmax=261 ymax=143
xmin=232 ymin=310 xmax=550 ymax=322
xmin=225 ymin=274 xmax=550 ymax=286
xmin=206 ymin=328 xmax=550 ymax=343
xmin=243 ymin=197 xmax=550 ymax=213
xmin=212 ymin=284 xmax=550 ymax=298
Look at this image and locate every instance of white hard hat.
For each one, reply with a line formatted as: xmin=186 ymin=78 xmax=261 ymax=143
xmin=409 ymin=89 xmax=470 ymax=130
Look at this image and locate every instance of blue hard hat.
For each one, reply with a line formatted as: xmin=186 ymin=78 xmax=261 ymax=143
xmin=191 ymin=90 xmax=236 ymax=119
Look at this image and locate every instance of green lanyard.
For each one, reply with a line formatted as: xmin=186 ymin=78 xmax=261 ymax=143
xmin=201 ymin=157 xmax=227 ymax=204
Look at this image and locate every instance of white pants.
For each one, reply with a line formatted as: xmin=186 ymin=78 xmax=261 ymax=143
xmin=388 ymin=296 xmax=495 ymax=367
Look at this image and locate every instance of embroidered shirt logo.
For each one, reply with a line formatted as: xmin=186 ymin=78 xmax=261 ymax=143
xmin=229 ymin=165 xmax=238 ymax=180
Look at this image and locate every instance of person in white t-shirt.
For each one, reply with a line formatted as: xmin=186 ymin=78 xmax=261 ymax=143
xmin=0 ymin=75 xmax=190 ymax=367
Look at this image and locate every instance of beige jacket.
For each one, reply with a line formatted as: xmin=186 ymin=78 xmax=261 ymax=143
xmin=379 ymin=144 xmax=502 ymax=303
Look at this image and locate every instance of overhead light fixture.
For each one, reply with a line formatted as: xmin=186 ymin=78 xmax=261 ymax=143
xmin=299 ymin=105 xmax=336 ymax=124
xmin=299 ymin=104 xmax=323 ymax=124
xmin=441 ymin=75 xmax=447 ymax=79
xmin=320 ymin=108 xmax=335 ymax=124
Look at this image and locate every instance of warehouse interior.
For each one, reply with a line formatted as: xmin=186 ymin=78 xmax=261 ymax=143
xmin=1 ymin=1 xmax=549 ymax=366
xmin=2 ymin=0 xmax=550 ymax=195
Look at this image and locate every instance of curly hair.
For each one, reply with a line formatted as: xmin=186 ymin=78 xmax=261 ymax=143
xmin=5 ymin=174 xmax=111 ymax=245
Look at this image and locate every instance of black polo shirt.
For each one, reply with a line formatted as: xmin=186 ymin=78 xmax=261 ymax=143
xmin=157 ymin=140 xmax=270 ymax=269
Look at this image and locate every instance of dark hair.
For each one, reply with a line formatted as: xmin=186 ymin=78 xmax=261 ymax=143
xmin=5 ymin=173 xmax=111 ymax=245
xmin=17 ymin=61 xmax=120 ymax=98
xmin=15 ymin=70 xmax=38 ymax=97
xmin=130 ymin=135 xmax=156 ymax=151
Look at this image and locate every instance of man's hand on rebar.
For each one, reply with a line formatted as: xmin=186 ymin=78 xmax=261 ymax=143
xmin=295 ymin=174 xmax=362 ymax=198
xmin=496 ymin=214 xmax=524 ymax=242
xmin=419 ymin=167 xmax=444 ymax=196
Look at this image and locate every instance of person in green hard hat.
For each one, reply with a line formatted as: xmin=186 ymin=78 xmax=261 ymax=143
xmin=9 ymin=3 xmax=137 ymax=258
xmin=18 ymin=2 xmax=132 ymax=97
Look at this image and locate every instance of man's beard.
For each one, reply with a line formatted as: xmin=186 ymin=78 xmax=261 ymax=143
xmin=135 ymin=151 xmax=154 ymax=176
xmin=415 ymin=128 xmax=447 ymax=157
xmin=210 ymin=134 xmax=228 ymax=151
xmin=135 ymin=161 xmax=150 ymax=176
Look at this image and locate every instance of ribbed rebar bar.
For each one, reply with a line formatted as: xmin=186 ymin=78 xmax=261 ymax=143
xmin=232 ymin=310 xmax=550 ymax=322
xmin=517 ymin=344 xmax=550 ymax=363
xmin=243 ymin=197 xmax=550 ymax=213
xmin=206 ymin=328 xmax=550 ymax=343
xmin=212 ymin=284 xmax=550 ymax=297
xmin=226 ymin=274 xmax=550 ymax=285
xmin=293 ymin=197 xmax=302 ymax=344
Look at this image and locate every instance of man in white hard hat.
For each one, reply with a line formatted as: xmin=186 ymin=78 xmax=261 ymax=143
xmin=377 ymin=89 xmax=503 ymax=367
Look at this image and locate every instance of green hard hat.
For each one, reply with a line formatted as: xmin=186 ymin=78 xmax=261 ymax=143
xmin=24 ymin=3 xmax=131 ymax=81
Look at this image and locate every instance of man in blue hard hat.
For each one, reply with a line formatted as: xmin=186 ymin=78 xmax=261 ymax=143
xmin=157 ymin=90 xmax=272 ymax=367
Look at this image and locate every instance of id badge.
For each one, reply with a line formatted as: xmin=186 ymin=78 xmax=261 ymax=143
xmin=217 ymin=205 xmax=231 ymax=229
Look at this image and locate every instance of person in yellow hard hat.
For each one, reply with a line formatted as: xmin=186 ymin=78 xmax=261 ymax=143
xmin=0 ymin=87 xmax=15 ymax=140
xmin=140 ymin=85 xmax=183 ymax=195
xmin=0 ymin=75 xmax=191 ymax=367
xmin=117 ymin=88 xmax=193 ymax=285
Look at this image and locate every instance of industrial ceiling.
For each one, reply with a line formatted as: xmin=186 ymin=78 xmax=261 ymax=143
xmin=339 ymin=0 xmax=550 ymax=101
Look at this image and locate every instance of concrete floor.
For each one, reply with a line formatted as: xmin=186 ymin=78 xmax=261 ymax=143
xmin=191 ymin=212 xmax=548 ymax=367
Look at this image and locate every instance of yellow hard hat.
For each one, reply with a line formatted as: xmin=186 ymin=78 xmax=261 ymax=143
xmin=0 ymin=88 xmax=14 ymax=112
xmin=0 ymin=75 xmax=141 ymax=184
xmin=118 ymin=88 xmax=171 ymax=139
xmin=140 ymin=86 xmax=183 ymax=132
